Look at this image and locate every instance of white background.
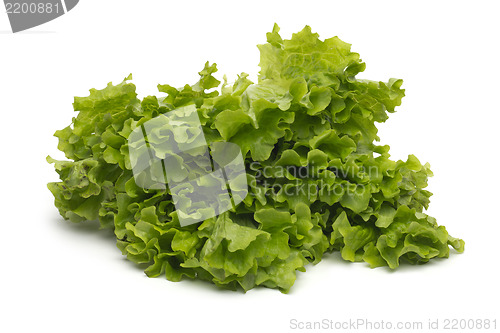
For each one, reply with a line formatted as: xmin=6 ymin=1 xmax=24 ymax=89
xmin=1 ymin=1 xmax=499 ymax=332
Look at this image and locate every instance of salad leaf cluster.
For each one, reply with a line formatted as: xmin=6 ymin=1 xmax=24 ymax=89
xmin=48 ymin=25 xmax=464 ymax=293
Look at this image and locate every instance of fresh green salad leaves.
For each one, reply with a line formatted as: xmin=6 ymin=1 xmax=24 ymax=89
xmin=48 ymin=24 xmax=464 ymax=293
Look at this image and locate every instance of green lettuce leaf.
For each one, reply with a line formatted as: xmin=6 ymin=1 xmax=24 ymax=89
xmin=48 ymin=24 xmax=464 ymax=293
